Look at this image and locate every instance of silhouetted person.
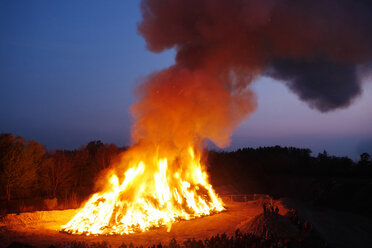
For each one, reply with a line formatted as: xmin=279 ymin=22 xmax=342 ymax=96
xmin=304 ymin=221 xmax=309 ymax=231
xmin=298 ymin=220 xmax=302 ymax=233
xmin=275 ymin=206 xmax=279 ymax=215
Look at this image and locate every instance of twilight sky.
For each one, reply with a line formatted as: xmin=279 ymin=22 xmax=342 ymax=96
xmin=1 ymin=0 xmax=371 ymax=160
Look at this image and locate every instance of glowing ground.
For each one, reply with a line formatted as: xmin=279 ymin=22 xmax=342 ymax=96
xmin=0 ymin=201 xmax=282 ymax=248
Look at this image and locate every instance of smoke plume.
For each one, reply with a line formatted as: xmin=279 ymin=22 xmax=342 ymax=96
xmin=134 ymin=0 xmax=372 ymax=148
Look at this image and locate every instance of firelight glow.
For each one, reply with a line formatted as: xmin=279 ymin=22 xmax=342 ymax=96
xmin=61 ymin=146 xmax=224 ymax=235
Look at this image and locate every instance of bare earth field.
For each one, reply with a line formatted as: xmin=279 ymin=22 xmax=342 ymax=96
xmin=2 ymin=199 xmax=371 ymax=248
xmin=0 ymin=201 xmax=276 ymax=248
xmin=281 ymin=199 xmax=372 ymax=248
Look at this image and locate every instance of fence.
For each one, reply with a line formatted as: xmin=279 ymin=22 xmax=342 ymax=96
xmin=220 ymin=193 xmax=271 ymax=202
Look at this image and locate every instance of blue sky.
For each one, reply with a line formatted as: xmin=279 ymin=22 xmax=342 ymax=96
xmin=1 ymin=0 xmax=371 ymax=159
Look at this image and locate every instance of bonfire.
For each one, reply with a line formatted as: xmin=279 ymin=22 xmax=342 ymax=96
xmin=61 ymin=146 xmax=224 ymax=235
xmin=62 ymin=0 xmax=259 ymax=235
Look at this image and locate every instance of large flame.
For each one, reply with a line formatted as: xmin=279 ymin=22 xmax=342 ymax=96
xmin=61 ymin=146 xmax=224 ymax=235
xmin=61 ymin=66 xmax=254 ymax=235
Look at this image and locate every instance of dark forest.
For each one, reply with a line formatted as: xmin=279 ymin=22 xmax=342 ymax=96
xmin=1 ymin=133 xmax=371 ymax=219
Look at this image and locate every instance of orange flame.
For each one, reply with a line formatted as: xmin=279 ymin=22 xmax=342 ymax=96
xmin=62 ymin=66 xmax=255 ymax=235
xmin=61 ymin=146 xmax=224 ymax=235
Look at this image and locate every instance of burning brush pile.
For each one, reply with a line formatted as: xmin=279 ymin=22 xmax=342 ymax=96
xmin=62 ymin=147 xmax=224 ymax=235
xmin=62 ymin=0 xmax=372 ymax=236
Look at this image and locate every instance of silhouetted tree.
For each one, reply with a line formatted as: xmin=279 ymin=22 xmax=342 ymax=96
xmin=0 ymin=134 xmax=45 ymax=200
xmin=86 ymin=140 xmax=104 ymax=156
xmin=360 ymin=152 xmax=371 ymax=163
xmin=40 ymin=151 xmax=75 ymax=198
xmin=317 ymin=150 xmax=328 ymax=160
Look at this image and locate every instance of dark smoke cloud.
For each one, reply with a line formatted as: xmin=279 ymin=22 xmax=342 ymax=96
xmin=138 ymin=0 xmax=372 ymax=112
xmin=269 ymin=59 xmax=360 ymax=112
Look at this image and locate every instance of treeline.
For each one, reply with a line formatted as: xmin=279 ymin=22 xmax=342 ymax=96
xmin=208 ymin=146 xmax=372 ymax=217
xmin=0 ymin=134 xmax=124 ymax=212
xmin=1 ymin=133 xmax=371 ymax=216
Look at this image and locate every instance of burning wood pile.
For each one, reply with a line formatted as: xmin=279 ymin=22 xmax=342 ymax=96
xmin=62 ymin=147 xmax=224 ymax=235
xmin=61 ymin=0 xmax=372 ymax=236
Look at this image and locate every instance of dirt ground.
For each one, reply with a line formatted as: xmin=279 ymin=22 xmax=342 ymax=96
xmin=3 ymin=198 xmax=370 ymax=248
xmin=281 ymin=198 xmax=372 ymax=248
xmin=0 ymin=200 xmax=276 ymax=248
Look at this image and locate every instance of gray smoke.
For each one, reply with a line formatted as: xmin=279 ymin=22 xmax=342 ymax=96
xmin=139 ymin=0 xmax=372 ymax=112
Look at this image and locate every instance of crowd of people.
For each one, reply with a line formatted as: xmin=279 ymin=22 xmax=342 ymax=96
xmin=262 ymin=202 xmax=280 ymax=216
